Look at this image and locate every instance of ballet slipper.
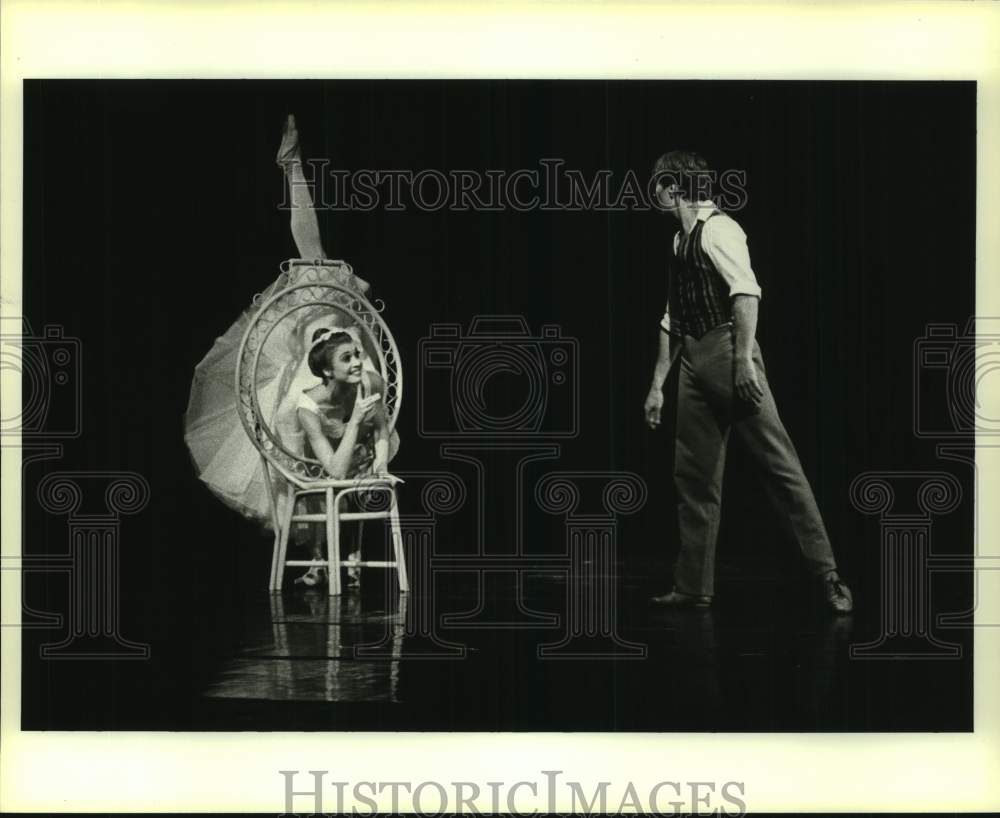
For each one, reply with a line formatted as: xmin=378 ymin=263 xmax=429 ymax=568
xmin=294 ymin=561 xmax=327 ymax=587
xmin=346 ymin=549 xmax=361 ymax=588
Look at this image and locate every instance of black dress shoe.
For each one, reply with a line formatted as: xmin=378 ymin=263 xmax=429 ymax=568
xmin=650 ymin=590 xmax=712 ymax=609
xmin=822 ymin=572 xmax=853 ymax=614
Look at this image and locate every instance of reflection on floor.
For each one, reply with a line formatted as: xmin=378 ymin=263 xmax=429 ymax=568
xmin=197 ymin=571 xmax=972 ymax=731
xmin=204 ymin=592 xmax=405 ymax=703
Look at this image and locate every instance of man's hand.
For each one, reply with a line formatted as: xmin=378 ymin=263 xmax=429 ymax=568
xmin=734 ymin=357 xmax=764 ymax=407
xmin=644 ymin=387 xmax=664 ymax=430
xmin=372 ymin=457 xmax=388 ymax=477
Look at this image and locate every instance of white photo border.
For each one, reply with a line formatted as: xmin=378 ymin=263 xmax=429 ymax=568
xmin=2 ymin=1 xmax=999 ymax=812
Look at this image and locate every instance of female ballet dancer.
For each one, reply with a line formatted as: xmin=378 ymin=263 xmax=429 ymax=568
xmin=294 ymin=327 xmax=398 ymax=586
xmin=184 ymin=114 xmax=397 ymax=587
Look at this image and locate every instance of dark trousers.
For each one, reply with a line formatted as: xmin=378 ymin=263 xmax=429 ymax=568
xmin=673 ymin=324 xmax=837 ymax=596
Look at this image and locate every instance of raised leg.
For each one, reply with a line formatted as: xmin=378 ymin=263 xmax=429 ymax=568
xmin=277 ymin=113 xmax=326 ymax=260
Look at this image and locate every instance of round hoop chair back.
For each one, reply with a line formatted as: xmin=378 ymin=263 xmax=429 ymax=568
xmin=235 ymin=259 xmax=402 ymax=487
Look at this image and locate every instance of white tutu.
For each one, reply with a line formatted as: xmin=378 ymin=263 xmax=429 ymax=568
xmin=183 ymin=260 xmax=384 ymax=527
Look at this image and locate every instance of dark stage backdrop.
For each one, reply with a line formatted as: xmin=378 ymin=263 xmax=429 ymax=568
xmin=20 ymin=80 xmax=975 ymax=729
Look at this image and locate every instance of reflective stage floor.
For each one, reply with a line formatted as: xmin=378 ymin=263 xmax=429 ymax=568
xmin=20 ymin=566 xmax=973 ymax=732
xmin=182 ymin=571 xmax=972 ymax=732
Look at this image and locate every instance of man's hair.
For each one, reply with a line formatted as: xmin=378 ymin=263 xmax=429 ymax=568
xmin=652 ymin=150 xmax=715 ymax=201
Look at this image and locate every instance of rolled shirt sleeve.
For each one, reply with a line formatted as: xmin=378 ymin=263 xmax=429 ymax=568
xmin=701 ymin=216 xmax=762 ymax=300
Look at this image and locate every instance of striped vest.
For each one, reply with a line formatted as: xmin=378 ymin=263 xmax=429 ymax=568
xmin=668 ymin=211 xmax=733 ymax=339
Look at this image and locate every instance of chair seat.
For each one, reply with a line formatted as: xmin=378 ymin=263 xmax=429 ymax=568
xmin=288 ymin=474 xmax=405 ymax=492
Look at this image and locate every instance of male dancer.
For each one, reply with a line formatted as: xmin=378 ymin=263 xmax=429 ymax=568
xmin=644 ymin=150 xmax=852 ymax=613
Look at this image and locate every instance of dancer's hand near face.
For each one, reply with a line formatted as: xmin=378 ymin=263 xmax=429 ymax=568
xmin=349 ymin=392 xmax=382 ymax=428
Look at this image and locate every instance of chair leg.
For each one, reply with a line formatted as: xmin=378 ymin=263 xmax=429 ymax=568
xmin=268 ymin=528 xmax=282 ymax=592
xmin=389 ymin=488 xmax=409 ymax=594
xmin=270 ymin=592 xmax=288 ymax=653
xmin=263 ymin=458 xmax=283 ymax=591
xmin=326 ymin=487 xmax=342 ymax=596
xmin=273 ymin=486 xmax=296 ymax=591
xmin=352 ymin=517 xmax=365 ymax=587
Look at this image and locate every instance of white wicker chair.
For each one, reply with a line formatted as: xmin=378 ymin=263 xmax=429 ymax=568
xmin=235 ymin=259 xmax=407 ymax=595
